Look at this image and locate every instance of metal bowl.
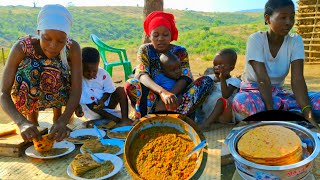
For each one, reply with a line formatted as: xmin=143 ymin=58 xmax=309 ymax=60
xmin=225 ymin=121 xmax=320 ymax=180
xmin=124 ymin=114 xmax=205 ymax=180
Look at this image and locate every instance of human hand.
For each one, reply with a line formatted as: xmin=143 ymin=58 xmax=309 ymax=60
xmin=218 ymin=65 xmax=230 ymax=80
xmin=93 ymin=100 xmax=104 ymax=110
xmin=159 ymin=90 xmax=179 ymax=111
xmin=18 ymin=121 xmax=41 ymax=142
xmin=303 ymin=108 xmax=320 ymax=130
xmin=49 ymin=117 xmax=70 ymax=141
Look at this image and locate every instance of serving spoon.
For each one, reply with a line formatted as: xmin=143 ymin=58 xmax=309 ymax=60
xmin=185 ymin=140 xmax=207 ymax=160
xmin=173 ymin=140 xmax=207 ymax=161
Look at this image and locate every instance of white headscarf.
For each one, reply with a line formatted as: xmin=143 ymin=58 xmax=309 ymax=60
xmin=37 ymin=4 xmax=73 ymax=69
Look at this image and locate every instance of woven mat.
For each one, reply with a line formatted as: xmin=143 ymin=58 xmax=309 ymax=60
xmin=0 ymin=111 xmax=222 ymax=180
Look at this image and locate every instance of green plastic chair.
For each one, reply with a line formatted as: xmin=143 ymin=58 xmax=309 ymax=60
xmin=90 ymin=34 xmax=133 ymax=80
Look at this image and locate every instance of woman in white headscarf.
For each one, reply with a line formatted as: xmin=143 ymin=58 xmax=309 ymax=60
xmin=0 ymin=4 xmax=82 ymax=141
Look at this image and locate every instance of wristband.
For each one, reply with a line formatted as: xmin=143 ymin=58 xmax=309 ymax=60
xmin=301 ymin=105 xmax=312 ymax=113
xmin=218 ymin=97 xmax=228 ymax=111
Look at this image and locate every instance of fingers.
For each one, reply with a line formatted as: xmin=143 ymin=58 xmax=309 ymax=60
xmin=49 ymin=127 xmax=68 ymax=142
xmin=48 ymin=127 xmax=56 ymax=139
xmin=93 ymin=104 xmax=103 ymax=110
xmin=164 ymin=95 xmax=178 ymax=111
xmin=31 ymin=127 xmax=42 ymax=141
xmin=55 ymin=131 xmax=67 ymax=142
xmin=22 ymin=127 xmax=41 ymax=142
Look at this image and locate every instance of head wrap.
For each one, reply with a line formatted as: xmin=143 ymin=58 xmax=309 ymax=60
xmin=37 ymin=4 xmax=72 ymax=69
xmin=144 ymin=11 xmax=178 ymax=41
xmin=37 ymin=4 xmax=73 ymax=35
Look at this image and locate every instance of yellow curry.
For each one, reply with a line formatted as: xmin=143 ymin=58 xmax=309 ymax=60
xmin=130 ymin=127 xmax=197 ymax=180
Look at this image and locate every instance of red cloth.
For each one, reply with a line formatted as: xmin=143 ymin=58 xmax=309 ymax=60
xmin=143 ymin=11 xmax=178 ymax=41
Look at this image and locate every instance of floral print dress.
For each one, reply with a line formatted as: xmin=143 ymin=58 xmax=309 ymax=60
xmin=11 ymin=36 xmax=71 ymax=116
xmin=232 ymin=82 xmax=320 ymax=120
xmin=124 ymin=43 xmax=213 ymax=120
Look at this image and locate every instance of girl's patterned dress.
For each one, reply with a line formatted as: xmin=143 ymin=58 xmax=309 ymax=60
xmin=124 ymin=43 xmax=213 ymax=120
xmin=11 ymin=36 xmax=72 ymax=116
xmin=232 ymin=82 xmax=320 ymax=120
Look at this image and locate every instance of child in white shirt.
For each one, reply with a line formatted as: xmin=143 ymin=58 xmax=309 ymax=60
xmin=75 ymin=47 xmax=131 ymax=125
xmin=196 ymin=49 xmax=241 ymax=131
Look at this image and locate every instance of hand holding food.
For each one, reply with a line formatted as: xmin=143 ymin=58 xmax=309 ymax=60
xmin=32 ymin=134 xmax=55 ymax=152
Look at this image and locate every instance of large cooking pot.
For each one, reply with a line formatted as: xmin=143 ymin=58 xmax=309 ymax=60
xmin=225 ymin=111 xmax=320 ymax=180
xmin=124 ymin=114 xmax=207 ymax=180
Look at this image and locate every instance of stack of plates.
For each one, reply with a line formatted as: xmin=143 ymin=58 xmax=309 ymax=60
xmin=237 ymin=125 xmax=302 ymax=166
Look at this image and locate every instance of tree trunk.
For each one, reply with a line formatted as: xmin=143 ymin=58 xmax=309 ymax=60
xmin=142 ymin=0 xmax=164 ymax=44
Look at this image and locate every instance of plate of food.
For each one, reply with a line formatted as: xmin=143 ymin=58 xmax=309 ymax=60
xmin=25 ymin=140 xmax=75 ymax=159
xmin=67 ymin=153 xmax=123 ymax=180
xmin=107 ymin=126 xmax=133 ymax=140
xmin=80 ymin=139 xmax=124 ymax=156
xmin=66 ymin=128 xmax=106 ymax=144
xmin=84 ymin=119 xmax=117 ymax=130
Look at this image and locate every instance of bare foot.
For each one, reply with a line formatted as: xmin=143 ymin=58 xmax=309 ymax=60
xmin=119 ymin=118 xmax=133 ymax=126
xmin=110 ymin=116 xmax=122 ymax=123
xmin=75 ymin=107 xmax=84 ymax=117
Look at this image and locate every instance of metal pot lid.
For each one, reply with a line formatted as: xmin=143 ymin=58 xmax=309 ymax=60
xmin=225 ymin=121 xmax=320 ymax=170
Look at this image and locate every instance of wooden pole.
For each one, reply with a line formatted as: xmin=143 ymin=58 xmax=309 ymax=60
xmin=142 ymin=0 xmax=164 ymax=44
xmin=1 ymin=48 xmax=5 ymax=65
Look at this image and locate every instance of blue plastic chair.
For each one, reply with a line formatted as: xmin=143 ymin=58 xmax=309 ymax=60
xmin=90 ymin=34 xmax=133 ymax=80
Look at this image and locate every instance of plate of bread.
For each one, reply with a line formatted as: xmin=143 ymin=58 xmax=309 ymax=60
xmin=67 ymin=153 xmax=123 ymax=180
xmin=80 ymin=139 xmax=124 ymax=156
xmin=66 ymin=128 xmax=106 ymax=144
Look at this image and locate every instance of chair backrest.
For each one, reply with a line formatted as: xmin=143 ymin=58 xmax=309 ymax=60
xmin=90 ymin=34 xmax=129 ymax=65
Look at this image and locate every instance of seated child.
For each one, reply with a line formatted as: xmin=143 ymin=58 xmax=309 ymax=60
xmin=196 ymin=48 xmax=241 ymax=131
xmin=75 ymin=47 xmax=131 ymax=125
xmin=152 ymin=52 xmax=182 ymax=112
xmin=154 ymin=52 xmax=182 ymax=91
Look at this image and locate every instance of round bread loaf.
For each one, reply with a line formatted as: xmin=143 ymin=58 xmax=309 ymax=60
xmin=32 ymin=134 xmax=54 ymax=152
xmin=237 ymin=125 xmax=302 ymax=165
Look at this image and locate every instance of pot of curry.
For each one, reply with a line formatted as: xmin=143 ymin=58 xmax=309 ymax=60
xmin=225 ymin=121 xmax=320 ymax=180
xmin=124 ymin=114 xmax=205 ymax=180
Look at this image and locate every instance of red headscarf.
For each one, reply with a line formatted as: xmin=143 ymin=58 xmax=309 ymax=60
xmin=144 ymin=11 xmax=178 ymax=41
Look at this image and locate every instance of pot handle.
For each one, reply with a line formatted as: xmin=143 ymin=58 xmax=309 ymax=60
xmin=224 ymin=126 xmax=245 ymax=145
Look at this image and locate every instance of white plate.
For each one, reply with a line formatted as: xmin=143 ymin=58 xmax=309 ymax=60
xmin=68 ymin=128 xmax=106 ymax=144
xmin=107 ymin=126 xmax=133 ymax=140
xmin=25 ymin=140 xmax=75 ymax=159
xmin=67 ymin=153 xmax=123 ymax=180
xmin=80 ymin=139 xmax=124 ymax=156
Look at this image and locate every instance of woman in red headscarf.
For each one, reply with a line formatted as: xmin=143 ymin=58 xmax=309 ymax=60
xmin=124 ymin=11 xmax=213 ymax=120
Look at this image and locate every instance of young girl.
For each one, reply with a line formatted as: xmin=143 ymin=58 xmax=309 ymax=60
xmin=232 ymin=0 xmax=320 ymax=130
xmin=197 ymin=49 xmax=241 ymax=131
xmin=75 ymin=47 xmax=132 ymax=125
xmin=0 ymin=4 xmax=82 ymax=142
